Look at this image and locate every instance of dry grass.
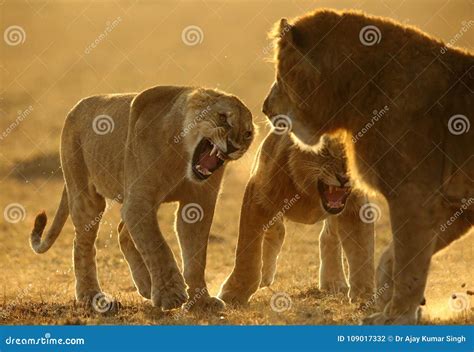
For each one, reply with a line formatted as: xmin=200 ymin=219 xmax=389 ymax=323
xmin=0 ymin=0 xmax=472 ymax=325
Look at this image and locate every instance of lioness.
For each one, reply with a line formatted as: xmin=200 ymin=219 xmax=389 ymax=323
xmin=263 ymin=10 xmax=473 ymax=324
xmin=219 ymin=133 xmax=374 ymax=305
xmin=29 ymin=86 xmax=254 ymax=311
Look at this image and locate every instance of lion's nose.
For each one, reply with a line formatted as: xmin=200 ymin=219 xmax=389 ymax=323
xmin=336 ymin=173 xmax=350 ymax=186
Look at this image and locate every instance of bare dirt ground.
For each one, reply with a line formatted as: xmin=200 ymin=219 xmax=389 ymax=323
xmin=1 ymin=0 xmax=472 ymax=325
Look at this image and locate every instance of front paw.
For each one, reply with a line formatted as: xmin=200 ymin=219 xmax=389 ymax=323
xmin=319 ymin=279 xmax=349 ymax=295
xmin=77 ymin=292 xmax=121 ymax=314
xmin=349 ymin=285 xmax=374 ymax=304
xmin=186 ymin=293 xmax=226 ymax=312
xmin=218 ymin=288 xmax=251 ymax=306
xmin=218 ymin=277 xmax=257 ymax=306
xmin=153 ymin=268 xmax=188 ymax=310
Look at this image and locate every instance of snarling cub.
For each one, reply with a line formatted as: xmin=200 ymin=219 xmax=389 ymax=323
xmin=219 ymin=133 xmax=374 ymax=304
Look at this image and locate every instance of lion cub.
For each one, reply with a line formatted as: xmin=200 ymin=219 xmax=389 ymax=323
xmin=29 ymin=85 xmax=254 ymax=312
xmin=219 ymin=133 xmax=374 ymax=304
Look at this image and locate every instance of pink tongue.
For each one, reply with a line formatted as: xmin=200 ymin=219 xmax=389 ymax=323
xmin=199 ymin=152 xmax=219 ymax=170
xmin=324 ymin=188 xmax=346 ymax=202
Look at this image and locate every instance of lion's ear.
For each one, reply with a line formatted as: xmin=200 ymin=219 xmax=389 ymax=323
xmin=279 ymin=18 xmax=290 ymax=36
xmin=275 ymin=18 xmax=293 ymax=40
xmin=274 ymin=18 xmax=303 ymax=49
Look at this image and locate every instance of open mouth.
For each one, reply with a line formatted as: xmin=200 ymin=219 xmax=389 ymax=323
xmin=192 ymin=138 xmax=227 ymax=180
xmin=317 ymin=179 xmax=351 ymax=214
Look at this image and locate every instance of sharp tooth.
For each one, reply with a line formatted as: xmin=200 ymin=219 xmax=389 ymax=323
xmin=196 ymin=164 xmax=212 ymax=176
xmin=210 ymin=144 xmax=218 ymax=156
xmin=217 ymin=150 xmax=225 ymax=160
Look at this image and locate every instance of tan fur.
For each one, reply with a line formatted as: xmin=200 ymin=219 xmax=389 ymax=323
xmin=263 ymin=9 xmax=473 ymax=324
xmin=219 ymin=133 xmax=375 ymax=304
xmin=30 ymin=85 xmax=254 ymax=311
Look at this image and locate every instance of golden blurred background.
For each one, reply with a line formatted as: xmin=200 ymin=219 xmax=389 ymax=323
xmin=0 ymin=0 xmax=472 ymax=324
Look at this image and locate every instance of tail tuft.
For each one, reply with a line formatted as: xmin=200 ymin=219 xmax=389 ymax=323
xmin=35 ymin=211 xmax=48 ymax=229
xmin=30 ymin=211 xmax=48 ymax=253
xmin=29 ymin=187 xmax=69 ymax=254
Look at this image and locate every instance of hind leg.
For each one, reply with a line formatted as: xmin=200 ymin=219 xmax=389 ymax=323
xmin=118 ymin=221 xmax=152 ymax=299
xmin=375 ymin=211 xmax=472 ymax=311
xmin=69 ymin=188 xmax=106 ymax=303
xmin=364 ymin=187 xmax=439 ymax=325
xmin=260 ymin=220 xmax=285 ymax=287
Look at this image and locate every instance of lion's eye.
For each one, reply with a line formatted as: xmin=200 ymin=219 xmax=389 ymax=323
xmin=219 ymin=113 xmax=228 ymax=123
xmin=244 ymin=130 xmax=253 ymax=140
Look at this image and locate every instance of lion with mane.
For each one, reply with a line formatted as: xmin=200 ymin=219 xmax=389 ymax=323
xmin=263 ymin=9 xmax=473 ymax=324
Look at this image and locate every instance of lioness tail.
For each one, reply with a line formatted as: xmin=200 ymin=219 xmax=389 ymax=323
xmin=30 ymin=186 xmax=69 ymax=253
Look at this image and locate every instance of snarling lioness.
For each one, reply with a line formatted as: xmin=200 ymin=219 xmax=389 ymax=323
xmin=219 ymin=133 xmax=374 ymax=305
xmin=263 ymin=9 xmax=473 ymax=324
xmin=29 ymin=86 xmax=254 ymax=311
